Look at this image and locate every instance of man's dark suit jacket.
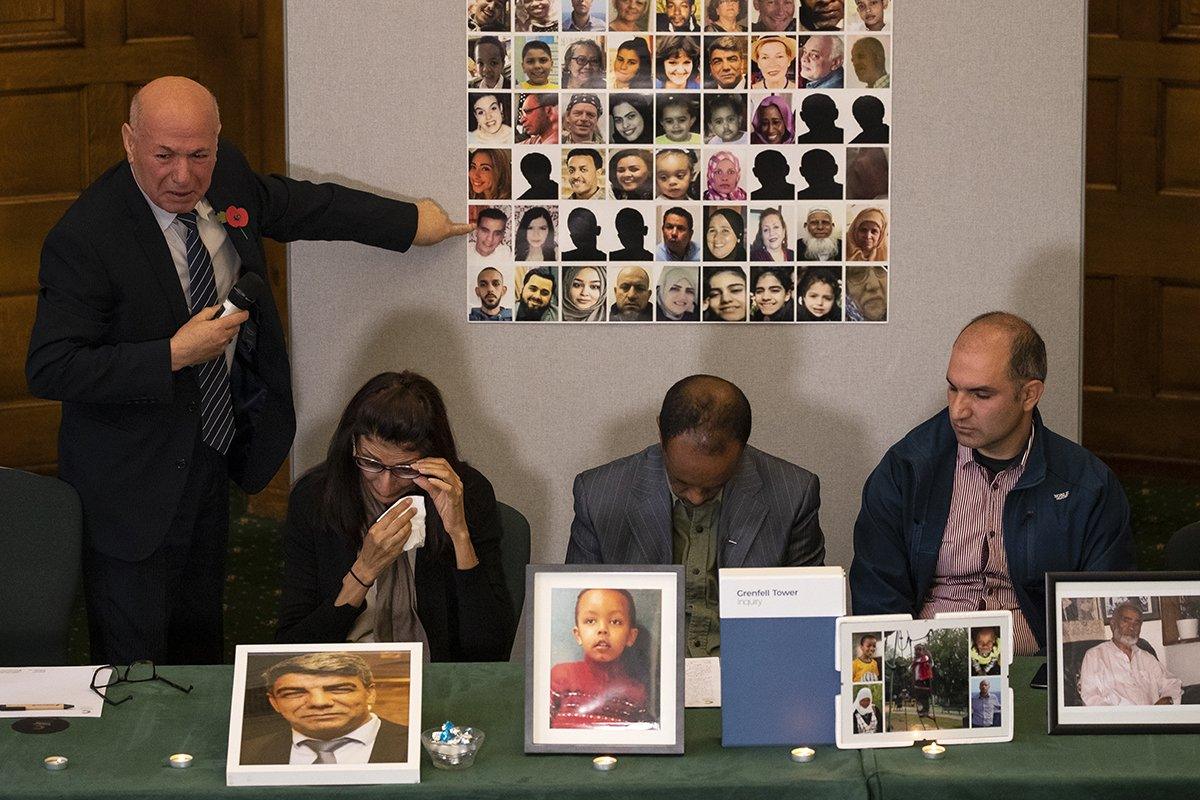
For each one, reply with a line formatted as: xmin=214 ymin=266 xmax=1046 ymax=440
xmin=239 ymin=717 xmax=410 ymax=765
xmin=26 ymin=142 xmax=417 ymax=561
xmin=566 ymin=443 xmax=826 ymax=567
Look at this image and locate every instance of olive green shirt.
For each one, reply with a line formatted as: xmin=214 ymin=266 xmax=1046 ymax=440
xmin=671 ymin=491 xmax=722 ymax=657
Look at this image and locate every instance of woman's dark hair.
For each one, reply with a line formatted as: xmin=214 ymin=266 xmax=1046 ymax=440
xmin=468 ymin=92 xmax=510 ymax=132
xmin=609 ymin=92 xmax=652 ymax=143
xmin=609 ymin=149 xmax=653 ymax=199
xmin=750 ymin=206 xmax=786 ymax=252
xmin=798 ymin=265 xmax=839 ymax=296
xmin=705 ymin=0 xmax=746 ymax=22
xmin=751 ymin=265 xmax=793 ymax=293
xmin=704 ymin=93 xmax=744 ymax=128
xmin=514 ymin=206 xmax=558 ymax=260
xmin=615 ymin=37 xmax=654 ymax=88
xmin=320 ymin=371 xmax=460 ymax=549
xmin=704 ymin=206 xmax=746 ymax=260
xmin=656 ymin=35 xmax=700 ymax=85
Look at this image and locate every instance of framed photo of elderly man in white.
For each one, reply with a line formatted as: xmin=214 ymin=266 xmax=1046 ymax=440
xmin=1047 ymin=573 xmax=1200 ymax=734
xmin=226 ymin=643 xmax=422 ymax=786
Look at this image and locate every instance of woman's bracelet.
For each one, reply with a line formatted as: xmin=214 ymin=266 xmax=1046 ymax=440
xmin=349 ymin=566 xmax=373 ymax=588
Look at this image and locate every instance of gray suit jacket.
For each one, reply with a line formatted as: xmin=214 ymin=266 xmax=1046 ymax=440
xmin=566 ymin=444 xmax=825 ymax=567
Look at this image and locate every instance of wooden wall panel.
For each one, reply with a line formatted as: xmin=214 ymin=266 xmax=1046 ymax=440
xmin=0 ymin=295 xmax=37 ymax=402
xmin=1090 ymin=0 xmax=1120 ymax=37
xmin=1160 ymin=82 xmax=1200 ymax=194
xmin=1083 ymin=276 xmax=1117 ymax=392
xmin=1086 ymin=78 xmax=1120 ymax=190
xmin=1158 ymin=283 xmax=1200 ymax=396
xmin=0 ymin=198 xmax=72 ymax=294
xmin=0 ymin=0 xmax=83 ymax=50
xmin=125 ymin=0 xmax=194 ymax=42
xmin=1164 ymin=0 xmax=1200 ymax=39
xmin=0 ymin=88 xmax=85 ymax=196
xmin=1084 ymin=0 xmax=1200 ymax=469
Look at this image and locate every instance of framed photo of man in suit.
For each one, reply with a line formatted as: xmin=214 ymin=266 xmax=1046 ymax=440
xmin=524 ymin=564 xmax=685 ymax=753
xmin=226 ymin=643 xmax=422 ymax=786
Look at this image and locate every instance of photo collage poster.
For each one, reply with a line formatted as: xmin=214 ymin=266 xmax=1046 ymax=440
xmin=836 ymin=613 xmax=1013 ymax=748
xmin=466 ymin=0 xmax=893 ymax=323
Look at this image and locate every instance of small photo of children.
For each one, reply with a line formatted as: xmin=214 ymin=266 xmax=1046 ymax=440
xmin=549 ymin=586 xmax=661 ymax=729
xmin=517 ymin=36 xmax=560 ymax=89
xmin=469 ymin=35 xmax=512 ymax=89
xmin=796 ymin=265 xmax=843 ymax=321
xmin=655 ymin=93 xmax=702 ymax=143
xmin=850 ymin=630 xmax=883 ymax=682
xmin=970 ymin=626 xmax=1002 ymax=676
xmin=851 ymin=683 xmax=883 ymax=734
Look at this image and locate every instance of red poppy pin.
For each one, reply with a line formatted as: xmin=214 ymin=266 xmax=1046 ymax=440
xmin=216 ymin=205 xmax=250 ymax=238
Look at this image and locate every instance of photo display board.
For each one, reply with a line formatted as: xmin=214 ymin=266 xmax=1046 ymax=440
xmin=835 ymin=611 xmax=1013 ymax=748
xmin=466 ymin=0 xmax=893 ymax=323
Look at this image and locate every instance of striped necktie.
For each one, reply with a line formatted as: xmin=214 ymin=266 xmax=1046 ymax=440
xmin=299 ymin=737 xmax=354 ymax=764
xmin=176 ymin=211 xmax=235 ymax=455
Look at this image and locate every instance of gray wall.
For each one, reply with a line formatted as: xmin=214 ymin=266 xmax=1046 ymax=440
xmin=285 ymin=2 xmax=1085 ymax=572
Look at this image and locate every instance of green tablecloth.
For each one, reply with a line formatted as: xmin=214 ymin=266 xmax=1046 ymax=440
xmin=3 ymin=659 xmax=1198 ymax=799
xmin=0 ymin=662 xmax=864 ymax=800
xmin=862 ymin=658 xmax=1200 ymax=799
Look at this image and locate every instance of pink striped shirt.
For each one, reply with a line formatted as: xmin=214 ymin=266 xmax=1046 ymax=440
xmin=919 ymin=434 xmax=1040 ymax=656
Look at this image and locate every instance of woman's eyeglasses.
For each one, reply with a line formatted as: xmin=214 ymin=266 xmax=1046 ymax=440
xmin=90 ymin=661 xmax=193 ymax=706
xmin=353 ymin=450 xmax=421 ymax=480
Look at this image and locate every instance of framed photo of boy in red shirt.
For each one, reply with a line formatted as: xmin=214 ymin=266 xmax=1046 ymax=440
xmin=524 ymin=564 xmax=685 ymax=753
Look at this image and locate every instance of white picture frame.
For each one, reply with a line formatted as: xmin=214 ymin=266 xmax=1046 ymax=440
xmin=835 ymin=611 xmax=1013 ymax=748
xmin=226 ymin=642 xmax=423 ymax=786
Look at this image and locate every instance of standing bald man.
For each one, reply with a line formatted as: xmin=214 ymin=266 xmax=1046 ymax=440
xmin=850 ymin=312 xmax=1133 ymax=656
xmin=26 ymin=77 xmax=469 ymax=664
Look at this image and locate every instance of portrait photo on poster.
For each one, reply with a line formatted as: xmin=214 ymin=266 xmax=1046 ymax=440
xmin=607 ymin=263 xmax=655 ymax=320
xmin=469 ymin=34 xmax=513 ymax=89
xmin=524 ymin=564 xmax=684 ymax=753
xmin=654 ymin=262 xmax=700 ymax=321
xmin=469 ymin=264 xmax=516 ymax=321
xmin=226 ymin=643 xmax=423 ymax=786
xmin=1047 ymin=572 xmax=1200 ymax=734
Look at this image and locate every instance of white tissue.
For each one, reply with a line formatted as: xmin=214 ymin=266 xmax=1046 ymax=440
xmin=377 ymin=494 xmax=426 ymax=551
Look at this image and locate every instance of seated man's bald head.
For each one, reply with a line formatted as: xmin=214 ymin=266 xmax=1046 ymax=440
xmin=956 ymin=311 xmax=1047 ymax=387
xmin=658 ymin=374 xmax=751 ymax=452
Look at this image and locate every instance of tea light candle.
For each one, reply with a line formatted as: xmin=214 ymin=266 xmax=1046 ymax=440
xmin=43 ymin=756 xmax=68 ymax=771
xmin=921 ymin=742 xmax=946 ymax=760
xmin=790 ymin=747 xmax=815 ymax=763
xmin=592 ymin=755 xmax=617 ymax=771
xmin=168 ymin=753 xmax=194 ymax=769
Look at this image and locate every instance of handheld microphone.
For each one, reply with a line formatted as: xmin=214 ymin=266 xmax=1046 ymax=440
xmin=213 ymin=272 xmax=266 ymax=319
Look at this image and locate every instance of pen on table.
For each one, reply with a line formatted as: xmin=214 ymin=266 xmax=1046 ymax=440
xmin=0 ymin=703 xmax=74 ymax=711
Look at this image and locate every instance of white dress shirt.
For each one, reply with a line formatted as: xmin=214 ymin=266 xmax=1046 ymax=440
xmin=289 ymin=713 xmax=382 ymax=764
xmin=1079 ymin=640 xmax=1183 ymax=706
xmin=138 ymin=189 xmax=241 ymax=367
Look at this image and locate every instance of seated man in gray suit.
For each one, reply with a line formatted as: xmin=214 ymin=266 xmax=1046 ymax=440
xmin=240 ymin=652 xmax=409 ymax=765
xmin=567 ymin=374 xmax=825 ymax=656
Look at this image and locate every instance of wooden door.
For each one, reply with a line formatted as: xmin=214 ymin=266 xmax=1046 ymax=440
xmin=0 ymin=1 xmax=287 ymax=499
xmin=1084 ymin=0 xmax=1200 ymax=473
